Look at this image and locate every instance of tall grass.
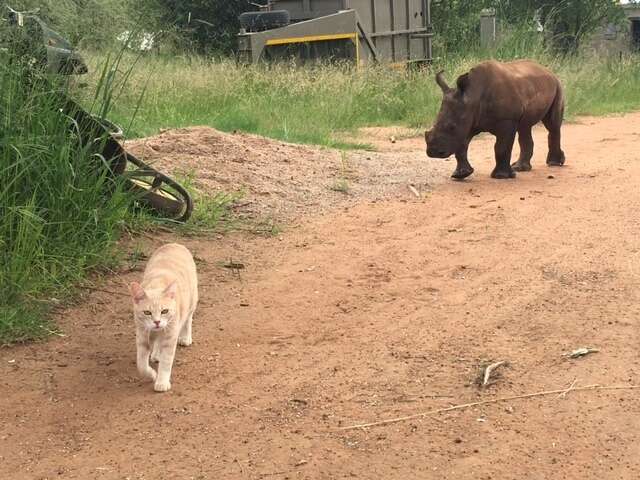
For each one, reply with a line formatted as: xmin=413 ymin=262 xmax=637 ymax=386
xmin=85 ymin=56 xmax=443 ymax=146
xmin=91 ymin=46 xmax=640 ymax=148
xmin=0 ymin=50 xmax=132 ymax=343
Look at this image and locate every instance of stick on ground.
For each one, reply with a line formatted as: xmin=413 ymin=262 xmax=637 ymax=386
xmin=557 ymin=378 xmax=578 ymax=398
xmin=408 ymin=184 xmax=421 ymax=198
xmin=339 ymin=383 xmax=640 ymax=431
xmin=482 ymin=360 xmax=506 ymax=387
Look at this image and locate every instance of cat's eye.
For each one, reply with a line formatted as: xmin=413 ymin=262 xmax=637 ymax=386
xmin=143 ymin=310 xmax=152 ymax=316
xmin=161 ymin=309 xmax=169 ymax=315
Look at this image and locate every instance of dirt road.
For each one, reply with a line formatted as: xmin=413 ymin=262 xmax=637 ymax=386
xmin=2 ymin=114 xmax=640 ymax=480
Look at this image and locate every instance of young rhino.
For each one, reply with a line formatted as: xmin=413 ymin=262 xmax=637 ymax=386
xmin=129 ymin=243 xmax=198 ymax=392
xmin=425 ymin=59 xmax=566 ymax=180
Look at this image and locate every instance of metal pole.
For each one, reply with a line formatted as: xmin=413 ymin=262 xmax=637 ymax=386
xmin=390 ymin=0 xmax=396 ymax=61
xmin=426 ymin=0 xmax=432 ymax=61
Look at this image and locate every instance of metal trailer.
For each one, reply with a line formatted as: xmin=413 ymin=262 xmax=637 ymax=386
xmin=238 ymin=0 xmax=433 ymax=66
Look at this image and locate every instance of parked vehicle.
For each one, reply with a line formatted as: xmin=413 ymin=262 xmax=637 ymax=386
xmin=238 ymin=0 xmax=434 ymax=66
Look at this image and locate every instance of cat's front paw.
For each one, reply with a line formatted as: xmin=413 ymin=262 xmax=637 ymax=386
xmin=154 ymin=380 xmax=171 ymax=392
xmin=139 ymin=367 xmax=157 ymax=382
xmin=178 ymin=335 xmax=192 ymax=347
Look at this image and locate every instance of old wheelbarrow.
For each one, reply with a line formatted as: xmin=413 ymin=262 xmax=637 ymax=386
xmin=3 ymin=6 xmax=193 ymax=222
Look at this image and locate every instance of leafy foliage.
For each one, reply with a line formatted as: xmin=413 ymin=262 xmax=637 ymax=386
xmin=429 ymin=0 xmax=625 ymax=55
xmin=0 ymin=0 xmax=141 ymax=48
xmin=544 ymin=0 xmax=624 ymax=54
xmin=0 ymin=0 xmax=628 ymax=55
xmin=431 ymin=0 xmax=495 ymax=54
xmin=135 ymin=0 xmax=254 ymax=54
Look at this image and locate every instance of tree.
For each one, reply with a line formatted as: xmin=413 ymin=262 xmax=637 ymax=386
xmin=543 ymin=0 xmax=624 ymax=54
xmin=433 ymin=0 xmax=626 ymax=55
xmin=431 ymin=0 xmax=495 ymax=54
xmin=0 ymin=0 xmax=140 ymax=48
xmin=138 ymin=0 xmax=254 ymax=54
xmin=495 ymin=0 xmax=625 ymax=54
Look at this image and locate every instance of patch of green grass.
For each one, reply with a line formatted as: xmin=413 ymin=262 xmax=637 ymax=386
xmin=79 ymin=51 xmax=640 ymax=149
xmin=119 ymin=166 xmax=241 ymax=237
xmin=159 ymin=169 xmax=243 ymax=235
xmin=554 ymin=55 xmax=640 ymax=119
xmin=0 ymin=305 xmax=51 ymax=346
xmin=250 ymin=217 xmax=282 ymax=237
xmin=80 ymin=56 xmax=442 ymax=146
xmin=330 ymin=178 xmax=350 ymax=194
xmin=178 ymin=191 xmax=241 ymax=235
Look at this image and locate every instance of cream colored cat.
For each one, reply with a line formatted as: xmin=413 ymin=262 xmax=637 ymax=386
xmin=129 ymin=243 xmax=198 ymax=392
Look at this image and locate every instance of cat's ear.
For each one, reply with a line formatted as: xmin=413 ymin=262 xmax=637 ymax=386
xmin=163 ymin=281 xmax=177 ymax=299
xmin=129 ymin=282 xmax=146 ymax=303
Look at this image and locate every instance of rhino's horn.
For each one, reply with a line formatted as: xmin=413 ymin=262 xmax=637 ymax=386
xmin=435 ymin=70 xmax=451 ymax=93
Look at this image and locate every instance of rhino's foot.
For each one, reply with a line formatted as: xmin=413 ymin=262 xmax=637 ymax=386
xmin=491 ymin=167 xmax=516 ymax=179
xmin=451 ymin=166 xmax=474 ymax=180
xmin=511 ymin=160 xmax=532 ymax=172
xmin=546 ymin=151 xmax=565 ymax=167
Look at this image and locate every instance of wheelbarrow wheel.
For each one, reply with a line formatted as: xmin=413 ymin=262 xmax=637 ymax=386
xmin=126 ymin=176 xmax=193 ymax=223
xmin=90 ymin=114 xmax=124 ymax=140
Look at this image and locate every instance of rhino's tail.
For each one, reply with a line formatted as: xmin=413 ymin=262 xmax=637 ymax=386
xmin=545 ymin=80 xmax=565 ymax=127
xmin=543 ymin=79 xmax=566 ymax=166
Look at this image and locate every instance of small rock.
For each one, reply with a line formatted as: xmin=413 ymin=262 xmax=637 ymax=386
xmin=547 ymin=175 xmax=555 ymax=179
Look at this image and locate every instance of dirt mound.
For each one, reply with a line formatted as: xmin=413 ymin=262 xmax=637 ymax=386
xmin=126 ymin=127 xmax=450 ymax=222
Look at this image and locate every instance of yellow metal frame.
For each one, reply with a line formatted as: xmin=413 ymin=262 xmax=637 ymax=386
xmin=265 ymin=32 xmax=360 ymax=66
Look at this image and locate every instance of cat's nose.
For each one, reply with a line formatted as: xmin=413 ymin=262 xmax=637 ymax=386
xmin=153 ymin=320 xmax=160 ymax=326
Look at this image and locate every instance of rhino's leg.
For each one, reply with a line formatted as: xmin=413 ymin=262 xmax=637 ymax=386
xmin=512 ymin=126 xmax=534 ymax=172
xmin=451 ymin=143 xmax=474 ymax=180
xmin=543 ymin=117 xmax=565 ymax=166
xmin=491 ymin=126 xmax=517 ymax=179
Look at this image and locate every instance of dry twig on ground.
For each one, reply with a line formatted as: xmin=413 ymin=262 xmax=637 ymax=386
xmin=482 ymin=360 xmax=507 ymax=387
xmin=339 ymin=383 xmax=640 ymax=431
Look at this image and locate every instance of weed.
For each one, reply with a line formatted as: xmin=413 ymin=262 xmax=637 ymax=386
xmin=331 ymin=152 xmax=351 ymax=194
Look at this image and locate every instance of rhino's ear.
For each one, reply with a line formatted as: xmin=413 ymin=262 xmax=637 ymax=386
xmin=456 ymin=73 xmax=470 ymax=94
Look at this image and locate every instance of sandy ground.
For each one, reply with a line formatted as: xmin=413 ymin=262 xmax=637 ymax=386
xmin=2 ymin=113 xmax=640 ymax=480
